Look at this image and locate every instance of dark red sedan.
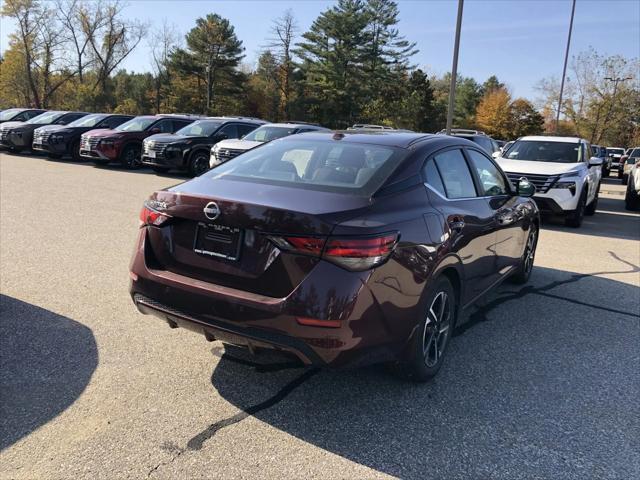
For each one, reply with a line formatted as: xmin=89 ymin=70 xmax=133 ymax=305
xmin=129 ymin=131 xmax=539 ymax=381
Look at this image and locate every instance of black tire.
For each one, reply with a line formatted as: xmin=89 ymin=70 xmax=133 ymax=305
xmin=565 ymin=190 xmax=586 ymax=228
xmin=624 ymin=180 xmax=640 ymax=211
xmin=189 ymin=150 xmax=210 ymax=177
xmin=510 ymin=223 xmax=538 ymax=284
xmin=400 ymin=276 xmax=457 ymax=383
xmin=120 ymin=144 xmax=142 ymax=169
xmin=152 ymin=166 xmax=170 ymax=174
xmin=621 ymin=174 xmax=628 ymax=185
xmin=71 ymin=140 xmax=82 ymax=162
xmin=602 ymin=167 xmax=609 ymax=178
xmin=585 ymin=186 xmax=598 ymax=216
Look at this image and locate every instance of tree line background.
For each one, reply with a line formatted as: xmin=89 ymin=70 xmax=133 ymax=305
xmin=1 ymin=0 xmax=638 ymax=145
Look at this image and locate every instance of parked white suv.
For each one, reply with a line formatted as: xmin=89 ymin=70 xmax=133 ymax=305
xmin=210 ymin=122 xmax=328 ymax=168
xmin=497 ymin=136 xmax=602 ymax=228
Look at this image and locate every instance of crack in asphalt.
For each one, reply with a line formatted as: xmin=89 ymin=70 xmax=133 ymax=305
xmin=149 ymin=251 xmax=638 ymax=474
xmin=186 ymin=367 xmax=320 ymax=451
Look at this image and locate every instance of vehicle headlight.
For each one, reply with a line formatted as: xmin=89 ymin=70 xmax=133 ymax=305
xmin=553 ymin=181 xmax=576 ymax=195
xmin=51 ymin=134 xmax=64 ymax=143
xmin=100 ymin=139 xmax=115 ymax=147
xmin=10 ymin=130 xmax=24 ymax=137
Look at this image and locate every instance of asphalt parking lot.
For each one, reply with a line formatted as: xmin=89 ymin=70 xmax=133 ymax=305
xmin=1 ymin=152 xmax=639 ymax=479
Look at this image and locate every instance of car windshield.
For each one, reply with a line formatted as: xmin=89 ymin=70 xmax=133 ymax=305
xmin=607 ymin=148 xmax=625 ymax=155
xmin=630 ymin=148 xmax=640 ymax=157
xmin=68 ymin=114 xmax=107 ymax=127
xmin=0 ymin=109 xmax=22 ymax=121
xmin=27 ymin=111 xmax=64 ymax=124
xmin=176 ymin=121 xmax=221 ymax=137
xmin=115 ymin=117 xmax=156 ymax=132
xmin=505 ymin=140 xmax=581 ymax=163
xmin=243 ymin=126 xmax=296 ymax=142
xmin=205 ymin=138 xmax=403 ymax=196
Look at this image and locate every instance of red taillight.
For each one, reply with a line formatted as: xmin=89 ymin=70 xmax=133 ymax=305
xmin=324 ymin=235 xmax=397 ymax=258
xmin=269 ymin=233 xmax=398 ymax=271
xmin=139 ymin=202 xmax=170 ymax=227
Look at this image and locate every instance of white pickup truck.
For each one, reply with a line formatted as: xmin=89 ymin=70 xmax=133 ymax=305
xmin=497 ymin=136 xmax=602 ymax=228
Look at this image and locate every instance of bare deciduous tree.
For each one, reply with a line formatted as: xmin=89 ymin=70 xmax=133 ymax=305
xmin=265 ymin=9 xmax=298 ymax=119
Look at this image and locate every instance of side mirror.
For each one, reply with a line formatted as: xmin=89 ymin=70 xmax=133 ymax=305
xmin=516 ymin=178 xmax=535 ymax=197
xmin=491 ymin=151 xmax=501 ymax=159
xmin=149 ymin=127 xmax=161 ymax=134
xmin=215 ymin=132 xmax=228 ymax=141
xmin=589 ymin=157 xmax=603 ymax=167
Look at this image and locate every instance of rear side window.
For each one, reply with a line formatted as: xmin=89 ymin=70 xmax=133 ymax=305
xmin=218 ymin=123 xmax=239 ymax=139
xmin=423 ymin=159 xmax=446 ymax=197
xmin=205 ymin=138 xmax=403 ymax=196
xmin=238 ymin=124 xmax=258 ymax=137
xmin=154 ymin=119 xmax=174 ymax=133
xmin=433 ymin=149 xmax=477 ymax=199
xmin=101 ymin=116 xmax=129 ymax=129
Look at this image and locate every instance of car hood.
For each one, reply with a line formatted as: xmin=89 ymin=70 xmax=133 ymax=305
xmin=215 ymin=138 xmax=263 ymax=150
xmin=35 ymin=124 xmax=67 ymax=134
xmin=82 ymin=128 xmax=122 ymax=138
xmin=0 ymin=121 xmax=27 ymax=131
xmin=145 ymin=133 xmax=182 ymax=143
xmin=496 ymin=158 xmax=584 ymax=176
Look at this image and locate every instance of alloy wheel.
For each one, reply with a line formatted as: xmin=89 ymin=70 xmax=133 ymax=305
xmin=422 ymin=291 xmax=451 ymax=368
xmin=523 ymin=227 xmax=537 ymax=274
xmin=192 ymin=154 xmax=209 ymax=176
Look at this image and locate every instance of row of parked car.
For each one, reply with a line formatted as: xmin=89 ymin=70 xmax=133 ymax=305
xmin=0 ymin=108 xmax=329 ymax=176
xmin=1 ymin=107 xmax=638 ymax=215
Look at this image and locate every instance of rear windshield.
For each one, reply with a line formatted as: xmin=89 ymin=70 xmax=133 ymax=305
xmin=0 ymin=109 xmax=22 ymax=121
xmin=205 ymin=138 xmax=404 ymax=196
xmin=68 ymin=114 xmax=107 ymax=127
xmin=116 ymin=117 xmax=155 ymax=132
xmin=505 ymin=140 xmax=581 ymax=163
xmin=606 ymin=148 xmax=625 ymax=155
xmin=27 ymin=111 xmax=64 ymax=124
xmin=176 ymin=121 xmax=221 ymax=137
xmin=243 ymin=126 xmax=296 ymax=142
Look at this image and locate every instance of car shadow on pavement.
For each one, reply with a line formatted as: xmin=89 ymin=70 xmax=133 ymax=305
xmin=181 ymin=258 xmax=640 ymax=479
xmin=0 ymin=295 xmax=98 ymax=451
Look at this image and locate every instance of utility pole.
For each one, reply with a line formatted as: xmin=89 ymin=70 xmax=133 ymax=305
xmin=446 ymin=0 xmax=464 ymax=135
xmin=555 ymin=0 xmax=576 ymax=134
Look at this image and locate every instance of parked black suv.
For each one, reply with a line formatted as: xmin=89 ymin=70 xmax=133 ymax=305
xmin=0 ymin=108 xmax=46 ymax=124
xmin=0 ymin=111 xmax=88 ymax=152
xmin=141 ymin=117 xmax=265 ymax=176
xmin=33 ymin=113 xmax=133 ymax=160
xmin=439 ymin=129 xmax=500 ymax=155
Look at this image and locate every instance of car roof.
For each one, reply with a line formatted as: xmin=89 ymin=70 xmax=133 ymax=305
xmin=288 ymin=130 xmax=467 ymax=149
xmin=519 ymin=135 xmax=583 ymax=143
xmin=260 ymin=122 xmax=328 ymax=129
xmin=203 ymin=116 xmax=266 ymax=124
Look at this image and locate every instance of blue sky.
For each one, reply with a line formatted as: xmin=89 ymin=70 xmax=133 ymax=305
xmin=1 ymin=0 xmax=638 ymax=100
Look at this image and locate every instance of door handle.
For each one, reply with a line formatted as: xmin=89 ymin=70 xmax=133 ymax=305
xmin=448 ymin=219 xmax=465 ymax=231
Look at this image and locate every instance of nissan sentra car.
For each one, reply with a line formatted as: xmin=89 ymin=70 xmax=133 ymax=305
xmin=129 ymin=131 xmax=539 ymax=381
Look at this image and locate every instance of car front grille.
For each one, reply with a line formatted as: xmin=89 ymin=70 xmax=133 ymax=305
xmin=33 ymin=131 xmax=52 ymax=145
xmin=214 ymin=147 xmax=246 ymax=164
xmin=80 ymin=135 xmax=100 ymax=151
xmin=0 ymin=126 xmax=11 ymax=142
xmin=143 ymin=141 xmax=169 ymax=158
xmin=505 ymin=172 xmax=560 ymax=194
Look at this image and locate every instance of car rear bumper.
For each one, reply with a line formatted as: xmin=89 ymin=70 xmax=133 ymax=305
xmin=129 ymin=229 xmax=399 ymax=367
